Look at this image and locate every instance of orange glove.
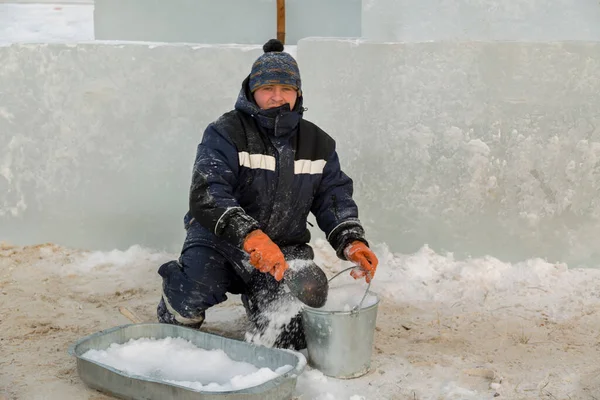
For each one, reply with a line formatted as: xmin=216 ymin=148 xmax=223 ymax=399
xmin=344 ymin=241 xmax=378 ymax=283
xmin=243 ymin=230 xmax=288 ymax=281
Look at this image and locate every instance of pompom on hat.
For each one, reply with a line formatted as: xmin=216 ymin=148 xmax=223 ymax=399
xmin=249 ymin=39 xmax=301 ymax=94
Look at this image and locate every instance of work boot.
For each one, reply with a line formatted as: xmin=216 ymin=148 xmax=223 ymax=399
xmin=156 ymin=297 xmax=204 ymax=330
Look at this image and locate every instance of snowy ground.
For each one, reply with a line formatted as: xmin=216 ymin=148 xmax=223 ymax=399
xmin=3 ymin=241 xmax=600 ymax=400
xmin=3 ymin=3 xmax=600 ymax=400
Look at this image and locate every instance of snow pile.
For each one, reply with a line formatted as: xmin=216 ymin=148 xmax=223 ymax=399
xmin=82 ymin=337 xmax=293 ymax=392
xmin=73 ymin=245 xmax=172 ymax=272
xmin=311 ymin=238 xmax=600 ymax=323
xmin=296 ymin=369 xmax=359 ymax=400
xmin=368 ymin=241 xmax=598 ymax=323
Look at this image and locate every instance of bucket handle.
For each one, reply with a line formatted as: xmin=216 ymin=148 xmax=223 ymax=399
xmin=328 ymin=266 xmax=371 ymax=313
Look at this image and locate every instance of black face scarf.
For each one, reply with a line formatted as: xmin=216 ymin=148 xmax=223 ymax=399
xmin=235 ymin=76 xmax=304 ymax=137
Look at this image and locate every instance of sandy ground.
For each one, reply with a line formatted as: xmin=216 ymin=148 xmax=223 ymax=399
xmin=2 ymin=242 xmax=600 ymax=400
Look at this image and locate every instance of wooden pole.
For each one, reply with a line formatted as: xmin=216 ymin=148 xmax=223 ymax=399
xmin=277 ymin=0 xmax=286 ymax=44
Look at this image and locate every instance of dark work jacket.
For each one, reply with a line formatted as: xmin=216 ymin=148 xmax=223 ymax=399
xmin=182 ymin=76 xmax=367 ymax=281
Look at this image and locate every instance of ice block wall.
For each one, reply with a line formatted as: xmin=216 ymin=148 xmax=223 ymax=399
xmin=362 ymin=0 xmax=600 ymax=42
xmin=0 ymin=43 xmax=262 ymax=252
xmin=299 ymin=38 xmax=600 ymax=266
xmin=2 ymin=40 xmax=600 ymax=267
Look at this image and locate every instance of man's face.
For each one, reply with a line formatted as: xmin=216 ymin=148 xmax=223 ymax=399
xmin=254 ymin=84 xmax=298 ymax=110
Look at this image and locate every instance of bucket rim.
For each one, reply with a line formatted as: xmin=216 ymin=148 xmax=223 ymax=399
xmin=301 ymin=290 xmax=380 ymax=316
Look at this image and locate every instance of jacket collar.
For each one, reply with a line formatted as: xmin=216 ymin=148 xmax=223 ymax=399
xmin=234 ymin=76 xmax=303 ymax=137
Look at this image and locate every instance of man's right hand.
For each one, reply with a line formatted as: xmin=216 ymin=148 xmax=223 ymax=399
xmin=243 ymin=230 xmax=288 ymax=281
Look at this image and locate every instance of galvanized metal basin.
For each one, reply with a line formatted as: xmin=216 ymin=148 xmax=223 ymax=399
xmin=68 ymin=323 xmax=306 ymax=400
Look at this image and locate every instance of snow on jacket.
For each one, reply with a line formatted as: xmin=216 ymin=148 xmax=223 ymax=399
xmin=182 ymin=77 xmax=367 ymax=268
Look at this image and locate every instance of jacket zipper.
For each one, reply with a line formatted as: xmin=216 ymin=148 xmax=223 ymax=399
xmin=266 ymin=115 xmax=281 ymax=224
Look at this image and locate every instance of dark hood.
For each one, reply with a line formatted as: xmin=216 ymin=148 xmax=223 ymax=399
xmin=234 ymin=76 xmax=304 ymax=137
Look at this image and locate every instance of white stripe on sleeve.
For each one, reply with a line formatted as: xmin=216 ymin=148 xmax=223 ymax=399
xmin=238 ymin=152 xmax=276 ymax=171
xmin=294 ymin=159 xmax=327 ymax=175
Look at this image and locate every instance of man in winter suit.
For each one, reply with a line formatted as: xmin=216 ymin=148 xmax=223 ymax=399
xmin=157 ymin=39 xmax=378 ymax=350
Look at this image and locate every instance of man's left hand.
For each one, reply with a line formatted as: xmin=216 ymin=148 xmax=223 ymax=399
xmin=344 ymin=241 xmax=378 ymax=283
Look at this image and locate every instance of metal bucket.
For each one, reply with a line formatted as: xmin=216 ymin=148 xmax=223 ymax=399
xmin=301 ymin=267 xmax=379 ymax=379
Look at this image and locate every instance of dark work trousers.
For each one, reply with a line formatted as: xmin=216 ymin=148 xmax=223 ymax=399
xmin=157 ymin=245 xmax=306 ymax=350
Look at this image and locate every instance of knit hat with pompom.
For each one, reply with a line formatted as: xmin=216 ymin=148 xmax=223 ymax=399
xmin=249 ymin=39 xmax=301 ymax=94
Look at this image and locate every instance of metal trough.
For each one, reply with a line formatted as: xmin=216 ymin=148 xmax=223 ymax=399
xmin=68 ymin=323 xmax=306 ymax=400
